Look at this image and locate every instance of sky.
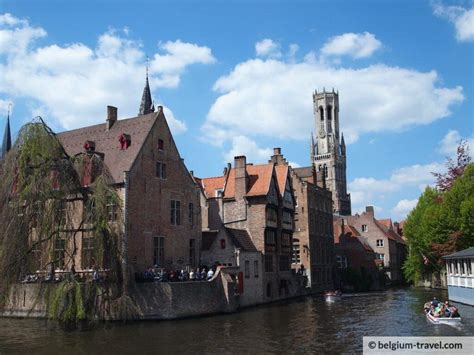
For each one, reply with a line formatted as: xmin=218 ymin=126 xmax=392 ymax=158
xmin=0 ymin=0 xmax=473 ymax=221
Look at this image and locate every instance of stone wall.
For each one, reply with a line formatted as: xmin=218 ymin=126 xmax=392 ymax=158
xmin=2 ymin=269 xmax=238 ymax=320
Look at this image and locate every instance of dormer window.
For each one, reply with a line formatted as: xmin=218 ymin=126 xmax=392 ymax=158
xmin=119 ymin=133 xmax=131 ymax=150
xmin=84 ymin=140 xmax=96 ymax=152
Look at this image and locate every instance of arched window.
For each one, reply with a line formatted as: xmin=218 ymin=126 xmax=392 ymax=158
xmin=319 ymin=106 xmax=324 ymax=121
xmin=327 ymin=105 xmax=332 ymax=133
xmin=323 ymin=164 xmax=328 ymax=179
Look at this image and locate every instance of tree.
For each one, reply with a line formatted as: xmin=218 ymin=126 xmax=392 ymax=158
xmin=433 ymin=139 xmax=471 ymax=191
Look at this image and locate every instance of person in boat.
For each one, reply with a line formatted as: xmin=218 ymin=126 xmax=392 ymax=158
xmin=431 ymin=297 xmax=440 ymax=307
xmin=449 ymin=305 xmax=460 ymax=318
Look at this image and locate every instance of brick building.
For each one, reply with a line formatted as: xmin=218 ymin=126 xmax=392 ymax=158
xmin=333 ymin=218 xmax=381 ymax=291
xmin=197 ymin=152 xmax=298 ymax=303
xmin=18 ymin=76 xmax=202 ymax=274
xmin=290 ymin=163 xmax=334 ymax=292
xmin=345 ymin=206 xmax=406 ymax=283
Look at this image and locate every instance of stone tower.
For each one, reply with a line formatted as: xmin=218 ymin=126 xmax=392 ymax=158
xmin=311 ymin=89 xmax=351 ymax=215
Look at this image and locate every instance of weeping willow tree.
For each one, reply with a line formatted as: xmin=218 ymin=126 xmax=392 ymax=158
xmin=0 ymin=117 xmax=137 ymax=323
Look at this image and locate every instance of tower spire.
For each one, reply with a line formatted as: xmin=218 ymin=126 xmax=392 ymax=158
xmin=1 ymin=104 xmax=12 ymax=158
xmin=138 ymin=56 xmax=154 ymax=116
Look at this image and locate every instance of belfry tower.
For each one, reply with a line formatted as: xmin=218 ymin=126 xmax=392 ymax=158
xmin=311 ymin=89 xmax=351 ymax=215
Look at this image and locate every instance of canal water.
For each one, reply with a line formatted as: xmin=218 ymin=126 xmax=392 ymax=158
xmin=0 ymin=288 xmax=472 ymax=354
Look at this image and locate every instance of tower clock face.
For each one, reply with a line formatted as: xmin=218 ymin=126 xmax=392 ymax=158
xmin=319 ymin=129 xmax=326 ymax=138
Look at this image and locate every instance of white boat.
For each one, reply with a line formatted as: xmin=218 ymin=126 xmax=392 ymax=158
xmin=426 ymin=311 xmax=461 ymax=324
xmin=324 ymin=291 xmax=342 ymax=303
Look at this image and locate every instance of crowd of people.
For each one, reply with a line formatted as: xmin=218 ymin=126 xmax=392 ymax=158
xmin=135 ymin=265 xmax=217 ymax=283
xmin=424 ymin=297 xmax=460 ymax=318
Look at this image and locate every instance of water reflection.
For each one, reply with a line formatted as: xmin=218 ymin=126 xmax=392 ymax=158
xmin=0 ymin=288 xmax=472 ymax=354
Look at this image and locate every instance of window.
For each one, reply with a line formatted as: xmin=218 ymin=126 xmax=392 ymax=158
xmin=327 ymin=105 xmax=332 ymax=133
xmin=188 ymin=203 xmax=194 ymax=226
xmin=106 ymin=198 xmax=118 ymax=222
xmin=292 ymin=239 xmax=300 ymax=264
xmin=362 ymin=224 xmax=368 ymax=232
xmin=215 ymin=189 xmax=223 ymax=197
xmin=245 ymin=260 xmax=250 ymax=278
xmin=376 ymin=239 xmax=384 ymax=247
xmin=153 ymin=236 xmax=165 ymax=267
xmin=266 ymin=282 xmax=272 ymax=298
xmin=81 ymin=236 xmax=94 ymax=269
xmin=336 ymin=255 xmax=348 ymax=269
xmin=279 ymin=255 xmax=290 ymax=271
xmin=220 ymin=239 xmax=226 ymax=249
xmin=466 ymin=259 xmax=472 ymax=275
xmin=254 ymin=260 xmax=259 ymax=277
xmin=265 ymin=229 xmax=276 ymax=245
xmin=282 ymin=232 xmax=291 ymax=247
xmin=376 ymin=253 xmax=385 ymax=262
xmin=54 ymin=238 xmax=65 ymax=270
xmin=454 ymin=261 xmax=458 ymax=274
xmin=59 ymin=200 xmax=67 ymax=226
xmin=170 ymin=200 xmax=181 ymax=225
xmin=158 ymin=139 xmax=164 ymax=150
xmin=156 ymin=162 xmax=167 ymax=179
xmin=323 ymin=164 xmax=328 ymax=179
xmin=266 ymin=207 xmax=277 ymax=223
xmin=460 ymin=260 xmax=465 ymax=275
xmin=282 ymin=211 xmax=293 ymax=228
xmin=189 ymin=239 xmax=196 ymax=266
xmin=265 ymin=254 xmax=273 ymax=272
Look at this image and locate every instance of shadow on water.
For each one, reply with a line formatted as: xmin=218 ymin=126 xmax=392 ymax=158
xmin=0 ymin=288 xmax=472 ymax=354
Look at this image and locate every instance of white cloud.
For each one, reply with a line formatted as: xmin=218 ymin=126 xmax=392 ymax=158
xmin=202 ymin=42 xmax=463 ymax=149
xmin=348 ymin=162 xmax=444 ymax=218
xmin=392 ymin=198 xmax=418 ymax=219
xmin=0 ymin=14 xmax=216 ymax=133
xmin=223 ymin=135 xmax=273 ymax=163
xmin=433 ymin=4 xmax=474 ymax=41
xmin=255 ymin=39 xmax=282 ymax=58
xmin=321 ymin=32 xmax=382 ymax=59
xmin=438 ymin=129 xmax=474 ymax=157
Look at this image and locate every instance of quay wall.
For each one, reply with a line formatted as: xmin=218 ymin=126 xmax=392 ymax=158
xmin=2 ymin=270 xmax=238 ymax=320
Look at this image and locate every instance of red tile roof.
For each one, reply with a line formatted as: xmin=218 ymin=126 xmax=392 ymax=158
xmin=374 ymin=219 xmax=406 ymax=245
xmin=224 ymin=163 xmax=274 ymax=198
xmin=58 ymin=112 xmax=158 ymax=183
xmin=275 ymin=165 xmax=288 ymax=196
xmin=199 ymin=176 xmax=226 ymax=198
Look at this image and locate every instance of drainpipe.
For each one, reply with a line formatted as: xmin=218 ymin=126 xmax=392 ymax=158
xmin=122 ymin=171 xmax=130 ymax=290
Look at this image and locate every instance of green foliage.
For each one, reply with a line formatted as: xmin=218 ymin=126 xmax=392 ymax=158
xmin=48 ymin=280 xmax=86 ymax=323
xmin=403 ymin=163 xmax=474 ymax=283
xmin=0 ymin=118 xmax=128 ymax=323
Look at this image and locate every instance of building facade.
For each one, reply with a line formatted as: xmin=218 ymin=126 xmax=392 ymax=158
xmin=198 ymin=152 xmax=300 ymax=304
xmin=443 ymin=247 xmax=474 ymax=305
xmin=289 ymin=164 xmax=334 ymax=293
xmin=345 ymin=206 xmax=406 ymax=283
xmin=310 ymin=90 xmax=351 ymax=215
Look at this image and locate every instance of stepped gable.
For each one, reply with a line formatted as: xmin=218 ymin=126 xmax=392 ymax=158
xmin=58 ymin=112 xmax=157 ymax=183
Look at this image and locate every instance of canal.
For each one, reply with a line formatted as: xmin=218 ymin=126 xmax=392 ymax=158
xmin=0 ymin=288 xmax=473 ymax=354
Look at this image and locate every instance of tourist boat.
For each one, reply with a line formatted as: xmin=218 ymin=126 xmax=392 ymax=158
xmin=324 ymin=291 xmax=342 ymax=303
xmin=425 ymin=311 xmax=461 ymax=325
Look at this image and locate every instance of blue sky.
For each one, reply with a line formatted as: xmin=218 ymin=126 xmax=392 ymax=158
xmin=0 ymin=0 xmax=473 ymax=221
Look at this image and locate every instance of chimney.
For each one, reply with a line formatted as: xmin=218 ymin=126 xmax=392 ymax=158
xmin=234 ymin=155 xmax=247 ymax=199
xmin=365 ymin=206 xmax=374 ymax=216
xmin=106 ymin=106 xmax=117 ymax=130
xmin=274 ymin=147 xmax=281 ymax=155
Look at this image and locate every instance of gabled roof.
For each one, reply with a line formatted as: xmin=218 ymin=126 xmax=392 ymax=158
xmin=378 ymin=218 xmax=393 ymax=229
xmin=198 ymin=176 xmax=226 ymax=198
xmin=275 ymin=165 xmax=289 ymax=197
xmin=224 ymin=163 xmax=274 ymax=198
xmin=226 ymin=228 xmax=258 ymax=252
xmin=293 ymin=166 xmax=313 ymax=179
xmin=58 ymin=112 xmax=157 ymax=184
xmin=443 ymin=247 xmax=474 ymax=259
xmin=374 ymin=219 xmax=405 ymax=245
xmin=333 ymin=220 xmax=374 ymax=252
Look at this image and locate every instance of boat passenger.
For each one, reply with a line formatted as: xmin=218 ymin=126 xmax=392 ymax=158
xmin=207 ymin=268 xmax=214 ymax=280
xmin=431 ymin=297 xmax=440 ymax=307
xmin=189 ymin=269 xmax=195 ymax=281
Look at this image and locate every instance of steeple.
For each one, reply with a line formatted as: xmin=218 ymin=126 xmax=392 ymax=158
xmin=341 ymin=133 xmax=346 ymax=156
xmin=1 ymin=105 xmax=12 ymax=158
xmin=138 ymin=58 xmax=154 ymax=116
